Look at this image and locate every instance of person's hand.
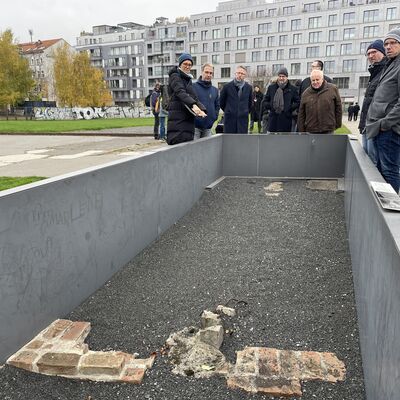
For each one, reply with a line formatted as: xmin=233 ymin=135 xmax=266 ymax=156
xmin=192 ymin=104 xmax=207 ymax=118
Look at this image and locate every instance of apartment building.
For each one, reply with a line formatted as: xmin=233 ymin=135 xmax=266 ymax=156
xmin=19 ymin=38 xmax=73 ymax=102
xmin=188 ymin=0 xmax=400 ymax=106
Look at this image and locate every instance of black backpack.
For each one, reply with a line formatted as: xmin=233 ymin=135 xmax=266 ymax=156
xmin=145 ymin=93 xmax=151 ymax=107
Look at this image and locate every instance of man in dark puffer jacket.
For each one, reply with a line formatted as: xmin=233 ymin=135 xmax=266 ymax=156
xmin=166 ymin=53 xmax=206 ymax=145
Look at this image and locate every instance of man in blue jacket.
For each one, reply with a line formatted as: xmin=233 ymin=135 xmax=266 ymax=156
xmin=220 ymin=66 xmax=253 ymax=134
xmin=193 ymin=63 xmax=220 ymax=139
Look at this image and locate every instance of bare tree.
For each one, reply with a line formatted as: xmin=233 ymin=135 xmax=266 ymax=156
xmin=247 ymin=67 xmax=273 ymax=92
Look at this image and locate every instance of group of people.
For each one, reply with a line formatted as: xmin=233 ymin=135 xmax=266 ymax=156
xmin=147 ymin=26 xmax=400 ymax=193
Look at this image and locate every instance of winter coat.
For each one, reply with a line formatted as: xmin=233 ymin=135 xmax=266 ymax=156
xmin=166 ymin=67 xmax=206 ymax=145
xmin=264 ymin=82 xmax=300 ymax=133
xmin=366 ymin=55 xmax=400 ymax=139
xmin=358 ymin=59 xmax=386 ymax=133
xmin=250 ymin=90 xmax=263 ymax=122
xmin=299 ymin=75 xmax=333 ymax=99
xmin=220 ymin=80 xmax=253 ymax=133
xmin=192 ymin=78 xmax=220 ymax=130
xmin=298 ymin=81 xmax=342 ymax=133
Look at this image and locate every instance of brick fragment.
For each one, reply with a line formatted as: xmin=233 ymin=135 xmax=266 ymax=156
xmin=197 ymin=325 xmax=224 ymax=349
xmin=131 ymin=353 xmax=156 ymax=369
xmin=258 ymin=347 xmax=280 ymax=377
xmin=60 ymin=321 xmax=90 ymax=343
xmin=37 ymin=352 xmax=81 ymax=375
xmin=235 ymin=348 xmax=256 ymax=374
xmin=278 ymin=350 xmax=300 ymax=379
xmin=42 ymin=319 xmax=73 ymax=340
xmin=7 ymin=351 xmax=38 ymax=371
xmin=298 ymin=351 xmax=324 ymax=380
xmin=321 ymin=352 xmax=346 ymax=382
xmin=80 ymin=352 xmax=125 ymax=376
xmin=255 ymin=375 xmax=302 ymax=397
xmin=200 ymin=311 xmax=221 ymax=329
xmin=121 ymin=367 xmax=146 ymax=384
xmin=25 ymin=340 xmax=44 ymax=350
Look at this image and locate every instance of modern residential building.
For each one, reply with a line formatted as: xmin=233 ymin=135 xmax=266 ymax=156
xmin=19 ymin=38 xmax=73 ymax=102
xmin=75 ymin=0 xmax=400 ymax=107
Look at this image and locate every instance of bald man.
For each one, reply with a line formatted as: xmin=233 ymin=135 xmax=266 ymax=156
xmin=297 ymin=70 xmax=342 ymax=134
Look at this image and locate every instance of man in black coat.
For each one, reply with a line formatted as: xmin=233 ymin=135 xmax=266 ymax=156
xmin=358 ymin=39 xmax=386 ymax=158
xmin=263 ymin=67 xmax=300 ymax=133
xmin=220 ymin=66 xmax=253 ymax=134
xmin=166 ymin=53 xmax=206 ymax=146
xmin=249 ymin=85 xmax=263 ymax=133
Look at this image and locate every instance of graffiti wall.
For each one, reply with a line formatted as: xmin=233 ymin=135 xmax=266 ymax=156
xmin=34 ymin=106 xmax=152 ymax=120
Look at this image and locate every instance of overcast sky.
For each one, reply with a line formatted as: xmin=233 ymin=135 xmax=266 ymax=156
xmin=1 ymin=0 xmax=224 ymax=45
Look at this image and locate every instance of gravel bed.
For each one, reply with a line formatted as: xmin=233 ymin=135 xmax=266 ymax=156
xmin=0 ymin=178 xmax=365 ymax=400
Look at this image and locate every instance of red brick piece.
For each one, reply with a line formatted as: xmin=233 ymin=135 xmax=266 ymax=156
xmin=121 ymin=367 xmax=146 ymax=384
xmin=25 ymin=340 xmax=44 ymax=350
xmin=321 ymin=352 xmax=346 ymax=382
xmin=80 ymin=352 xmax=125 ymax=376
xmin=37 ymin=352 xmax=81 ymax=375
xmin=7 ymin=351 xmax=38 ymax=371
xmin=278 ymin=350 xmax=300 ymax=379
xmin=60 ymin=321 xmax=90 ymax=343
xmin=235 ymin=348 xmax=256 ymax=374
xmin=298 ymin=351 xmax=324 ymax=381
xmin=255 ymin=376 xmax=302 ymax=397
xmin=42 ymin=319 xmax=73 ymax=340
xmin=258 ymin=347 xmax=280 ymax=376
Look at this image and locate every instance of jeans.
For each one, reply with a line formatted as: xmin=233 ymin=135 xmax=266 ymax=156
xmin=153 ymin=111 xmax=159 ymax=138
xmin=372 ymin=129 xmax=400 ymax=193
xmin=159 ymin=116 xmax=166 ymax=140
xmin=361 ymin=133 xmax=377 ymax=164
xmin=194 ymin=128 xmax=212 ymax=140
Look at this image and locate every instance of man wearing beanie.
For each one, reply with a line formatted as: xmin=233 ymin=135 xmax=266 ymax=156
xmin=358 ymin=39 xmax=386 ymax=159
xmin=220 ymin=66 xmax=253 ymax=133
xmin=263 ymin=67 xmax=300 ymax=133
xmin=298 ymin=69 xmax=342 ymax=134
xmin=366 ymin=27 xmax=400 ymax=193
xmin=166 ymin=53 xmax=207 ymax=145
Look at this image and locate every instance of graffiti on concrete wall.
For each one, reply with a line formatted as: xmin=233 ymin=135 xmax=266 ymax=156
xmin=34 ymin=106 xmax=152 ymax=120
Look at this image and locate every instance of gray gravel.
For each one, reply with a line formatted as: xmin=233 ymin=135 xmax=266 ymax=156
xmin=0 ymin=178 xmax=365 ymax=400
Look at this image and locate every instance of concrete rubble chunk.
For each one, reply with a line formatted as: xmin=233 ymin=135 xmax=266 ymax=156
xmin=216 ymin=305 xmax=236 ymax=317
xmin=306 ymin=180 xmax=338 ymax=192
xmin=201 ymin=310 xmax=222 ymax=329
xmin=197 ymin=325 xmax=224 ymax=349
xmin=6 ymin=319 xmax=154 ymax=384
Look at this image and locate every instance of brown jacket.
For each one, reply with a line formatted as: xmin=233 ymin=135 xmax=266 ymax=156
xmin=298 ymin=81 xmax=342 ymax=133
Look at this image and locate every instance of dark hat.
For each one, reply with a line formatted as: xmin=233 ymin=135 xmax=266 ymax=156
xmin=277 ymin=67 xmax=288 ymax=77
xmin=178 ymin=53 xmax=193 ymax=66
xmin=366 ymin=39 xmax=385 ymax=55
xmin=384 ymin=27 xmax=400 ymax=44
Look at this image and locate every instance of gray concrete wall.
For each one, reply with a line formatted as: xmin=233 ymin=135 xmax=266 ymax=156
xmin=344 ymin=141 xmax=400 ymax=400
xmin=0 ymin=136 xmax=222 ymax=362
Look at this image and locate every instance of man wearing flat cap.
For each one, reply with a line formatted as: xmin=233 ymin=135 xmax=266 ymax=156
xmin=358 ymin=39 xmax=386 ymax=159
xmin=366 ymin=28 xmax=400 ymax=193
xmin=263 ymin=67 xmax=300 ymax=133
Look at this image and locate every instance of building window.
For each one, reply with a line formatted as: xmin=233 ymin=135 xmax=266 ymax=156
xmin=212 ymin=29 xmax=221 ymax=39
xmin=326 ymin=45 xmax=335 ymax=56
xmin=272 ymin=64 xmax=284 ymax=74
xmin=267 ymin=36 xmax=275 ymax=47
xmin=332 ymin=77 xmax=349 ymax=89
xmin=213 ymin=42 xmax=220 ymax=52
xmin=268 ymin=8 xmax=277 ymax=17
xmin=227 ymin=15 xmax=232 ymax=22
xmin=258 ymin=23 xmax=272 ymax=34
xmin=289 ymin=48 xmax=299 ymax=59
xmin=278 ymin=21 xmax=286 ymax=32
xmin=328 ymin=14 xmax=337 ymax=27
xmin=225 ymin=41 xmax=231 ymax=51
xmin=308 ymin=17 xmax=322 ymax=29
xmin=221 ymin=67 xmax=230 ymax=78
xmin=291 ymin=19 xmax=301 ymax=31
xmin=343 ymin=28 xmax=355 ymax=40
xmin=324 ymin=61 xmax=335 ymax=74
xmin=360 ymin=42 xmax=369 ymax=54
xmin=291 ymin=63 xmax=301 ymax=75
xmin=283 ymin=6 xmax=295 ymax=15
xmin=203 ymin=43 xmax=208 ymax=52
xmin=224 ymin=27 xmax=230 ymax=37
xmin=189 ymin=32 xmax=196 ymax=41
xmin=306 ymin=46 xmax=320 ymax=58
xmin=215 ymin=16 xmax=221 ymax=24
xmin=201 ymin=31 xmax=207 ymax=40
xmin=235 ymin=52 xmax=246 ymax=63
xmin=212 ymin=54 xmax=220 ymax=64
xmin=256 ymin=10 xmax=264 ymax=18
xmin=293 ymin=33 xmax=302 ymax=45
xmin=279 ymin=35 xmax=288 ymax=46
xmin=190 ymin=44 xmax=198 ymax=54
xmin=201 ymin=55 xmax=208 ymax=64
xmin=237 ymin=39 xmax=248 ymax=50
xmin=204 ymin=18 xmax=210 ymax=25
xmin=363 ymin=9 xmax=379 ymax=23
xmin=328 ymin=0 xmax=339 ymax=9
xmin=257 ymin=65 xmax=266 ymax=76
xmin=387 ymin=7 xmax=397 ymax=20
xmin=304 ymin=2 xmax=319 ymax=12
xmin=252 ymin=51 xmax=261 ymax=62
xmin=254 ymin=37 xmax=262 ymax=48
xmin=359 ymin=76 xmax=369 ymax=89
xmin=363 ymin=26 xmax=379 ymax=38
xmin=341 ymin=43 xmax=353 ymax=55
xmin=309 ymin=31 xmax=321 ymax=43
xmin=239 ymin=12 xmax=250 ymax=21
xmin=277 ymin=49 xmax=284 ymax=60
xmin=343 ymin=12 xmax=355 ymax=25
xmin=265 ymin=50 xmax=273 ymax=61
xmin=343 ymin=59 xmax=356 ymax=72
xmin=328 ymin=30 xmax=337 ymax=42
xmin=237 ymin=25 xmax=250 ymax=37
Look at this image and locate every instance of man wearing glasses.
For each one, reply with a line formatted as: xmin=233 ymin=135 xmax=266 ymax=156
xmin=366 ymin=28 xmax=400 ymax=193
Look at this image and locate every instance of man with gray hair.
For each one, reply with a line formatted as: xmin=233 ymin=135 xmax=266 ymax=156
xmin=366 ymin=27 xmax=400 ymax=193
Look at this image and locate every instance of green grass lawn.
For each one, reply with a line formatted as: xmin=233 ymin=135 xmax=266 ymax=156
xmin=0 ymin=176 xmax=46 ymax=191
xmin=0 ymin=118 xmax=154 ymax=133
xmin=335 ymin=125 xmax=352 ymax=134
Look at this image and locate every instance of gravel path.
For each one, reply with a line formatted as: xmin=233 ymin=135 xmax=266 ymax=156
xmin=0 ymin=178 xmax=365 ymax=400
